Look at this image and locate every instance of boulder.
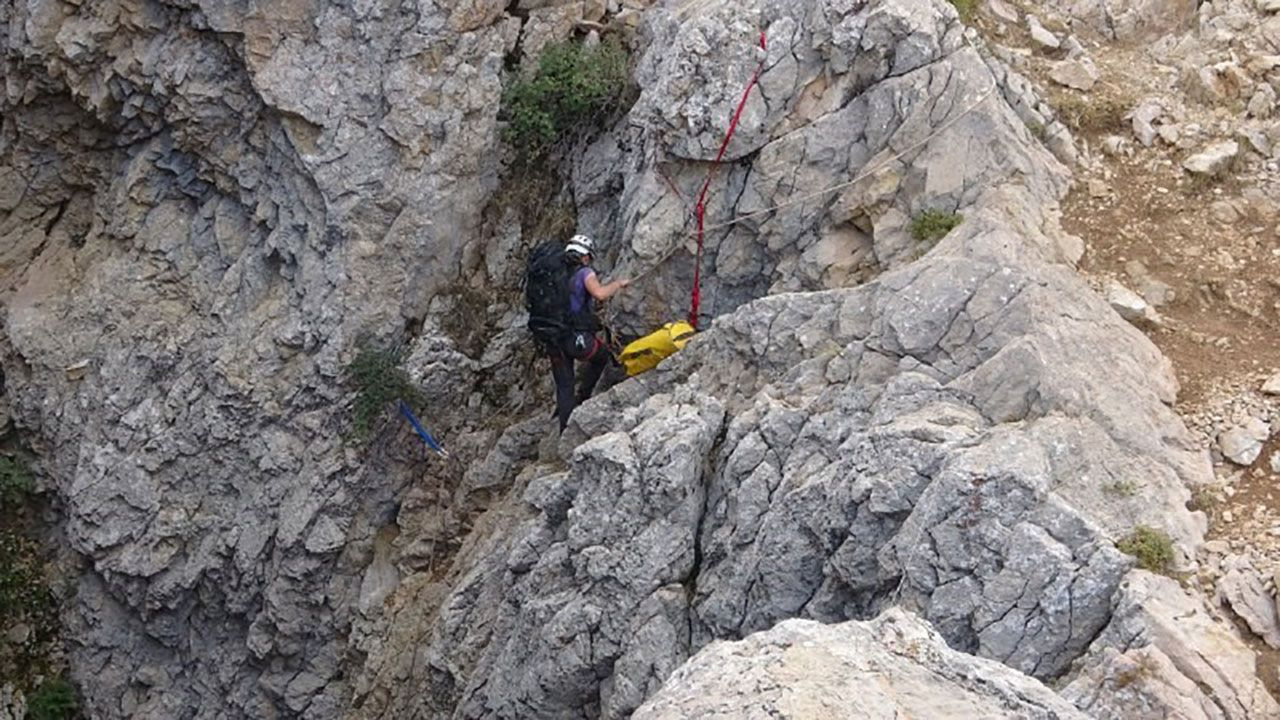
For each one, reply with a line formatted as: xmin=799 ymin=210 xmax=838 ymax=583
xmin=1218 ymin=555 xmax=1280 ymax=649
xmin=1028 ymin=15 xmax=1061 ymax=50
xmin=633 ymin=610 xmax=1089 ymax=720
xmin=1106 ymin=281 xmax=1163 ymax=325
xmin=1063 ymin=572 xmax=1279 ymax=720
xmin=1183 ymin=141 xmax=1240 ymax=176
xmin=1050 ymin=59 xmax=1100 ymax=91
xmin=1219 ymin=418 xmax=1271 ymax=466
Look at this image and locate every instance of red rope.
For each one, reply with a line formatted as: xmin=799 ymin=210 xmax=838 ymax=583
xmin=689 ymin=31 xmax=767 ymax=330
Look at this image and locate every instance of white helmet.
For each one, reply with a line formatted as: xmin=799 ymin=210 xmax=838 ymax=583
xmin=565 ymin=234 xmax=595 ymax=257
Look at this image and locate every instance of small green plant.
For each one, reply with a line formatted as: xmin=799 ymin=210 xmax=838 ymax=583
xmin=910 ymin=209 xmax=964 ymax=244
xmin=0 ymin=455 xmax=33 ymax=509
xmin=1188 ymin=485 xmax=1222 ymax=514
xmin=344 ymin=344 xmax=424 ymax=443
xmin=27 ymin=677 xmax=78 ymax=720
xmin=1 ymin=530 xmax=60 ymax=690
xmin=1025 ymin=119 xmax=1046 ymax=141
xmin=949 ymin=0 xmax=977 ymax=22
xmin=1104 ymin=479 xmax=1139 ymax=497
xmin=1117 ymin=525 xmax=1176 ymax=574
xmin=502 ymin=39 xmax=629 ymax=158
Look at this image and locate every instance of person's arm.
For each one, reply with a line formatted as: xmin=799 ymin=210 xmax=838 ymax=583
xmin=584 ymin=270 xmax=630 ymax=301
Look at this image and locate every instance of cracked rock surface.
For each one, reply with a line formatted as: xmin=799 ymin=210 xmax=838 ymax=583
xmin=632 ymin=608 xmax=1089 ymax=720
xmin=352 ymin=2 xmax=1274 ymax=718
xmin=1 ymin=0 xmax=511 ymax=716
xmin=2 ymin=0 xmax=1277 ymax=718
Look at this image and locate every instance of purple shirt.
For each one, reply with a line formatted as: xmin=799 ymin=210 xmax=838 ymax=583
xmin=569 ymin=266 xmax=595 ymax=317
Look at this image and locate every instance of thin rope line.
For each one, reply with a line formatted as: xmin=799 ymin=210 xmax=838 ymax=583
xmin=621 ymin=79 xmax=1001 ymax=283
xmin=700 ymin=82 xmax=1001 ymax=234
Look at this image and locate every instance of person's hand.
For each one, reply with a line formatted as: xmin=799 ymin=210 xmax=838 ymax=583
xmin=618 ymin=278 xmax=631 ymax=289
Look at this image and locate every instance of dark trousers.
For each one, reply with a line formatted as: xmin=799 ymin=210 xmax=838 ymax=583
xmin=549 ymin=331 xmax=608 ymax=432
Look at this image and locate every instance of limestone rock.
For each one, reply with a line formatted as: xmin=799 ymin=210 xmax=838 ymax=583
xmin=1050 ymin=60 xmax=1100 ymax=91
xmin=1132 ymin=100 xmax=1163 ymax=147
xmin=1138 ymin=277 xmax=1176 ymax=307
xmin=1063 ymin=572 xmax=1279 ymax=719
xmin=1183 ymin=141 xmax=1240 ymax=176
xmin=1218 ymin=555 xmax=1280 ymax=648
xmin=1248 ymin=85 xmax=1277 ymax=119
xmin=1219 ymin=418 xmax=1271 ymax=466
xmin=0 ymin=0 xmax=1268 ymax=719
xmin=1237 ymin=128 xmax=1273 ymax=158
xmin=1212 ymin=199 xmax=1243 ymax=225
xmin=345 ymin=2 xmax=1268 ymax=716
xmin=1059 ymin=0 xmax=1198 ymax=41
xmin=1028 ymin=15 xmax=1061 ymax=50
xmin=632 ymin=610 xmax=1088 ymax=720
xmin=1106 ymin=281 xmax=1162 ymax=326
xmin=1263 ymin=372 xmax=1280 ymax=395
xmin=1183 ymin=62 xmax=1252 ymax=106
xmin=0 ymin=0 xmax=512 ymax=715
xmin=988 ymin=0 xmax=1021 ymax=23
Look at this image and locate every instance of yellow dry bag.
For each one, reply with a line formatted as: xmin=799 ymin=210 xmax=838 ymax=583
xmin=618 ymin=321 xmax=696 ymax=376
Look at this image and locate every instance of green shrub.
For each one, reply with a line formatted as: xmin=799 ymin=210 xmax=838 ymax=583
xmin=1053 ymin=92 xmax=1131 ymax=134
xmin=27 ymin=677 xmax=78 ymax=720
xmin=0 ymin=455 xmax=33 ymax=509
xmin=502 ymin=39 xmax=629 ymax=158
xmin=0 ymin=530 xmax=60 ymax=689
xmin=344 ymin=344 xmax=424 ymax=443
xmin=949 ymin=0 xmax=977 ymax=22
xmin=910 ymin=209 xmax=964 ymax=244
xmin=1117 ymin=526 xmax=1176 ymax=574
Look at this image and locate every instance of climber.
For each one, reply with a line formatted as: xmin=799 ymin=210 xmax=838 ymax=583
xmin=525 ymin=234 xmax=630 ymax=432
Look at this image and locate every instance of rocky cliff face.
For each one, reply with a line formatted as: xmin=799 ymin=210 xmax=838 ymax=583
xmin=1 ymin=0 xmax=511 ymax=715
xmin=632 ymin=608 xmax=1090 ymax=719
xmin=1 ymin=0 xmax=1276 ymax=719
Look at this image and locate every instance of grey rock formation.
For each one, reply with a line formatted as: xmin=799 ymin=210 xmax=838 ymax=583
xmin=356 ymin=184 xmax=1236 ymax=714
xmin=1218 ymin=555 xmax=1280 ymax=649
xmin=1063 ymin=572 xmax=1278 ymax=720
xmin=1263 ymin=372 xmax=1280 ymax=395
xmin=1106 ymin=281 xmax=1162 ymax=326
xmin=632 ymin=609 xmax=1089 ymax=720
xmin=1049 ymin=59 xmax=1100 ymax=91
xmin=1029 ymin=15 xmax=1063 ymax=50
xmin=578 ymin=0 xmax=1075 ymax=321
xmin=0 ymin=0 xmax=520 ymax=716
xmin=1219 ymin=418 xmax=1270 ymax=466
xmin=1131 ymin=100 xmax=1163 ymax=147
xmin=1 ymin=0 xmax=1274 ymax=719
xmin=353 ymin=0 xmax=1234 ymax=696
xmin=1184 ymin=140 xmax=1241 ymax=176
xmin=1048 ymin=0 xmax=1199 ymax=41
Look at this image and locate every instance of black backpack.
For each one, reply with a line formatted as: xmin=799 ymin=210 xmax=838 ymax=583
xmin=525 ymin=241 xmax=572 ymax=346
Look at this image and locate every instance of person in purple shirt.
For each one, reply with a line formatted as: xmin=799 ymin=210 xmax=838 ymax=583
xmin=550 ymin=234 xmax=629 ymax=432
